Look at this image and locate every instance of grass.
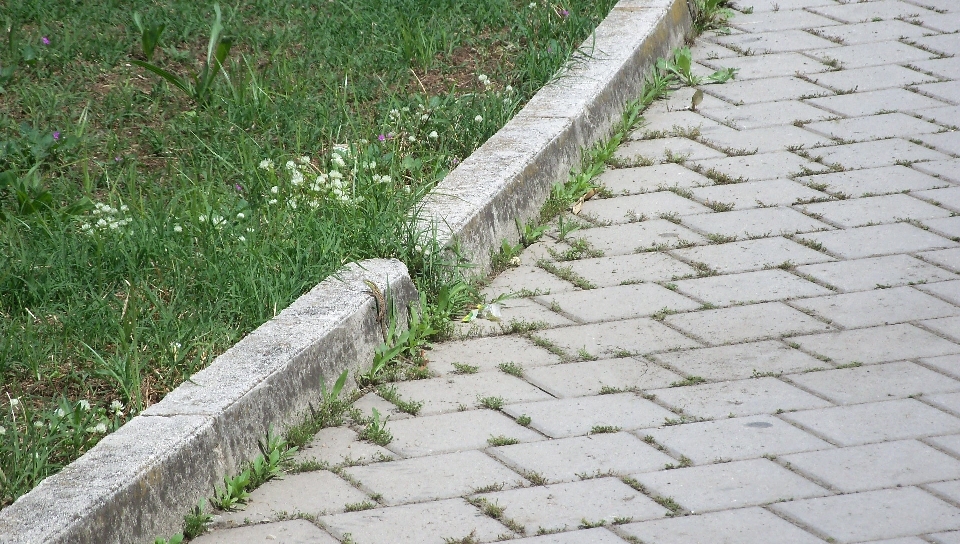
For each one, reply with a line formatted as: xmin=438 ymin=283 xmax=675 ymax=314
xmin=0 ymin=0 xmax=621 ymax=507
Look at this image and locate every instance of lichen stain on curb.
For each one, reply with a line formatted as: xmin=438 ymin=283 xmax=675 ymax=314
xmin=0 ymin=0 xmax=693 ymax=541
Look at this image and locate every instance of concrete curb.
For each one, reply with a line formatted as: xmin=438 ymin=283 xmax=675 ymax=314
xmin=0 ymin=0 xmax=692 ymax=541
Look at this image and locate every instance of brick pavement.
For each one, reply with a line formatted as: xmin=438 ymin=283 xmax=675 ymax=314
xmin=195 ymin=1 xmax=960 ymax=542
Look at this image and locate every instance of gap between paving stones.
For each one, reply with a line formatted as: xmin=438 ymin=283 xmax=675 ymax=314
xmin=0 ymin=0 xmax=695 ymax=542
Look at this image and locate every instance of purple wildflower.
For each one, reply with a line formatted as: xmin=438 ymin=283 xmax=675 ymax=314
xmin=561 ymin=9 xmax=569 ymax=17
xmin=378 ymin=134 xmax=386 ymax=142
xmin=235 ymin=184 xmax=243 ymax=192
xmin=41 ymin=37 xmax=50 ymax=45
xmin=52 ymin=131 xmax=60 ymax=140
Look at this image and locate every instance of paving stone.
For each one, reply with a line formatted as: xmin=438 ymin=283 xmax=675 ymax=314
xmin=928 ymin=432 xmax=960 ymax=459
xmin=343 ymin=450 xmax=520 ymax=506
xmin=798 ymin=165 xmax=950 ymax=197
xmin=612 ymin=137 xmax=726 ymax=164
xmin=320 ymin=498 xmax=507 ymax=544
xmin=770 ymin=487 xmax=960 ymax=544
xmin=690 ymin=41 xmax=740 ymax=60
xmin=916 ymin=160 xmax=960 ymax=184
xmin=927 ymin=391 xmax=960 ymax=418
xmin=672 ymin=269 xmax=831 ymax=307
xmin=665 ymin=302 xmax=833 ymax=346
xmin=913 ymin=34 xmax=960 ymax=56
xmin=193 ymin=520 xmax=338 ymax=544
xmin=810 ymin=41 xmax=936 ymax=71
xmin=578 ymin=191 xmax=711 ymax=224
xmin=919 ymin=11 xmax=960 ymax=32
xmin=692 ymin=151 xmax=830 ymax=181
xmin=508 ymin=528 xmax=626 ymax=543
xmin=704 ymin=100 xmax=838 ymax=130
xmin=920 ymin=132 xmax=960 ymax=157
xmin=619 ymin=506 xmax=825 ymax=544
xmin=632 ymin=458 xmax=828 ymax=513
xmin=700 ymin=52 xmax=834 ymax=81
xmin=795 ymin=254 xmax=958 ymax=292
xmin=489 ymin=432 xmax=674 ymax=483
xmin=730 ymin=9 xmax=840 ymax=32
xmin=916 ymin=105 xmax=960 ymax=128
xmin=644 ymin=86 xmax=732 ymax=116
xmin=475 ymin=477 xmax=666 ymax=534
xmin=219 ymin=471 xmax=369 ymax=526
xmin=800 ymin=194 xmax=952 ymax=227
xmin=735 ymin=0 xmax=839 ymax=12
xmin=922 ymin=248 xmax=960 ymax=271
xmin=386 ymin=410 xmax=544 ymax=457
xmin=502 ymin=392 xmax=678 ymax=438
xmin=791 ymin=285 xmax=960 ymax=328
xmin=813 ymin=138 xmax=950 ymax=170
xmin=911 ymin=57 xmax=960 ymax=80
xmin=597 ymin=164 xmax=713 ymax=196
xmin=642 ymin=414 xmax=832 ymax=464
xmin=669 ymin=236 xmax=835 ymax=274
xmin=872 ymin=538 xmax=941 ymax=544
xmin=533 ymin=318 xmax=700 ymax=358
xmin=352 ymin=391 xmax=412 ymax=422
xmin=798 ymin=222 xmax=959 ymax=259
xmin=516 ymin=238 xmax=567 ymax=266
xmin=933 ymin=531 xmax=960 ymax=544
xmin=919 ymin=279 xmax=960 ymax=305
xmin=571 ymin=219 xmax=708 ymax=256
xmin=794 ymin=323 xmax=960 ymax=365
xmin=632 ymin=111 xmax=724 ymax=139
xmin=808 ymin=64 xmax=941 ymax=93
xmin=652 ymin=340 xmax=826 ymax=381
xmin=787 ymin=361 xmax=960 ymax=405
xmin=781 ymin=398 xmax=960 ymax=446
xmin=691 ymin=179 xmax=830 ymax=210
xmin=454 ymin=297 xmax=576 ymax=338
xmin=564 ymin=253 xmax=697 ymax=287
xmin=811 ymin=0 xmax=942 ymax=23
xmin=524 ymin=357 xmax=683 ymax=398
xmin=808 ymin=19 xmax=935 ymax=45
xmin=390 ymin=372 xmax=554 ymax=415
xmin=923 ymin=316 xmax=960 ymax=342
xmin=923 ymin=354 xmax=960 ymax=380
xmin=699 ymin=126 xmax=834 ymax=155
xmin=714 ymin=29 xmax=841 ymax=53
xmin=915 ymin=82 xmax=960 ymax=106
xmin=294 ymin=427 xmax=394 ymax=467
xmin=649 ymin=377 xmax=833 ymax=419
xmin=806 ymin=88 xmax=947 ymax=116
xmin=482 ymin=266 xmax=576 ymax=298
xmin=427 ymin=336 xmax=562 ymax=376
xmin=804 ymin=112 xmax=943 ymax=142
xmin=536 ymin=284 xmax=701 ymax=323
xmin=682 ymin=207 xmax=832 ymax=239
xmin=705 ymin=77 xmax=832 ymax=105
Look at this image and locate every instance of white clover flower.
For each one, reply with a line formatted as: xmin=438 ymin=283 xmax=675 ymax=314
xmin=34 ymin=420 xmax=43 ymax=429
xmin=506 ymin=85 xmax=514 ymax=93
xmin=389 ymin=108 xmax=400 ymax=118
xmin=401 ymin=106 xmax=410 ymax=113
xmin=429 ymin=131 xmax=439 ymax=139
xmin=332 ymin=155 xmax=346 ymax=168
xmin=529 ymin=2 xmax=536 ymax=7
xmin=96 ymin=218 xmax=107 ymax=228
xmin=478 ymin=74 xmax=489 ymax=84
xmin=108 ymin=221 xmax=119 ymax=230
xmin=504 ymin=97 xmax=512 ymax=105
xmin=381 ymin=175 xmax=392 ymax=184
xmin=0 ymin=426 xmax=5 ymax=436
xmin=198 ymin=215 xmax=207 ymax=223
xmin=171 ymin=342 xmax=181 ymax=350
xmin=291 ymin=170 xmax=304 ymax=186
xmin=108 ymin=206 xmax=118 ymax=214
xmin=474 ymin=115 xmax=483 ymax=123
xmin=285 ymin=160 xmax=296 ymax=171
xmin=268 ymin=199 xmax=277 ymax=205
xmin=238 ymin=235 xmax=246 ymax=242
xmin=309 ymin=200 xmax=320 ymax=209
xmin=288 ymin=199 xmax=297 ymax=209
xmin=509 ymin=256 xmax=522 ymax=266
xmin=372 ymin=174 xmax=382 ymax=183
xmin=310 ymin=183 xmax=322 ymax=192
xmin=369 ymin=161 xmax=376 ymax=169
xmin=246 ymin=227 xmax=254 ymax=233
xmin=329 ymin=170 xmax=343 ymax=180
xmin=408 ymin=135 xmax=417 ymax=142
xmin=120 ymin=204 xmax=129 ymax=212
xmin=173 ymin=224 xmax=182 ymax=233
xmin=212 ymin=216 xmax=225 ymax=229
xmin=270 ymin=186 xmax=279 ymax=194
xmin=81 ymin=223 xmax=91 ymax=231
xmin=259 ymin=158 xmax=274 ymax=170
xmin=78 ymin=400 xmax=90 ymax=411
xmin=298 ymin=155 xmax=311 ymax=165
xmin=236 ymin=212 xmax=245 ymax=219
xmin=93 ymin=422 xmax=107 ymax=434
xmin=420 ymin=113 xmax=430 ymax=121
xmin=55 ymin=408 xmax=65 ymax=417
xmin=110 ymin=400 xmax=123 ymax=412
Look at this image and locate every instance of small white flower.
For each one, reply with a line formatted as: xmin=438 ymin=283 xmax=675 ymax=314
xmin=120 ymin=204 xmax=129 ymax=212
xmin=401 ymin=106 xmax=410 ymax=113
xmin=309 ymin=200 xmax=320 ymax=209
xmin=110 ymin=400 xmax=124 ymax=412
xmin=78 ymin=400 xmax=90 ymax=411
xmin=381 ymin=175 xmax=391 ymax=184
xmin=268 ymin=199 xmax=278 ymax=205
xmin=429 ymin=131 xmax=439 ymax=139
xmin=478 ymin=74 xmax=489 ymax=83
xmin=298 ymin=155 xmax=311 ymax=165
xmin=258 ymin=158 xmax=274 ymax=170
xmin=288 ymin=199 xmax=298 ymax=209
xmin=108 ymin=221 xmax=119 ymax=230
xmin=270 ymin=186 xmax=279 ymax=194
xmin=509 ymin=256 xmax=522 ymax=266
xmin=474 ymin=115 xmax=483 ymax=123
xmin=285 ymin=160 xmax=296 ymax=171
xmin=93 ymin=422 xmax=107 ymax=434
xmin=329 ymin=170 xmax=343 ymax=180
xmin=372 ymin=174 xmax=382 ymax=183
xmin=369 ymin=161 xmax=376 ymax=169
xmin=529 ymin=2 xmax=536 ymax=7
xmin=408 ymin=135 xmax=417 ymax=142
xmin=236 ymin=212 xmax=245 ymax=219
xmin=34 ymin=420 xmax=43 ymax=429
xmin=171 ymin=342 xmax=181 ymax=350
xmin=96 ymin=218 xmax=107 ymax=227
xmin=332 ymin=155 xmax=346 ymax=168
xmin=173 ymin=224 xmax=183 ymax=233
xmin=198 ymin=215 xmax=207 ymax=223
xmin=291 ymin=170 xmax=304 ymax=186
xmin=55 ymin=408 xmax=65 ymax=417
xmin=238 ymin=235 xmax=246 ymax=242
xmin=420 ymin=113 xmax=430 ymax=121
xmin=246 ymin=227 xmax=254 ymax=233
xmin=81 ymin=223 xmax=91 ymax=231
xmin=0 ymin=426 xmax=5 ymax=436
xmin=506 ymin=85 xmax=514 ymax=93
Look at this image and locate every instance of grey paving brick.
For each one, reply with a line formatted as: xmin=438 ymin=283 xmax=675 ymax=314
xmin=915 ymin=187 xmax=960 ymax=213
xmin=919 ymin=11 xmax=960 ymax=32
xmin=219 ymin=471 xmax=368 ymax=526
xmin=619 ymin=506 xmax=825 ymax=544
xmin=454 ymin=297 xmax=576 ymax=338
xmin=690 ymin=178 xmax=831 ymax=210
xmin=795 ymin=254 xmax=958 ymax=292
xmin=597 ymin=164 xmax=713 ymax=196
xmin=386 ymin=410 xmax=544 ymax=457
xmin=516 ymin=238 xmax=568 ymax=266
xmin=927 ymin=391 xmax=960 ymax=417
xmin=390 ymin=372 xmax=553 ymax=415
xmin=642 ymin=414 xmax=832 ymax=464
xmin=523 ymin=357 xmax=683 ymax=398
xmin=698 ymin=126 xmax=834 ymax=155
xmin=343 ymin=450 xmax=520 ymax=506
xmin=652 ymin=340 xmax=826 ymax=381
xmin=502 ymin=393 xmax=678 ymax=438
xmin=804 ymin=112 xmax=943 ymax=142
xmin=532 ymin=318 xmax=700 ymax=359
xmin=920 ymin=132 xmax=960 ymax=157
xmin=482 ymin=266 xmax=576 ymax=298
xmin=489 ymin=432 xmax=674 ymax=482
xmin=704 ymin=100 xmax=838 ymax=130
xmin=508 ymin=528 xmax=626 ymax=544
xmin=735 ymin=0 xmax=839 ymax=12
xmin=791 ymin=285 xmax=960 ymax=327
xmin=906 ymin=0 xmax=959 ymax=14
xmin=353 ymin=391 xmax=413 ymax=422
xmin=915 ymin=81 xmax=960 ymax=106
xmin=873 ymin=538 xmax=941 ymax=544
xmin=294 ymin=427 xmax=394 ymax=467
xmin=730 ymin=10 xmax=840 ymax=32
xmin=794 ymin=323 xmax=960 ymax=364
xmin=929 ymin=477 xmax=960 ymax=501
xmin=933 ymin=531 xmax=960 ymax=544
xmin=781 ymin=398 xmax=960 ymax=446
xmin=632 ymin=458 xmax=828 ymax=513
xmin=475 ymin=477 xmax=666 ymax=534
xmin=919 ymin=279 xmax=960 ymax=305
xmin=813 ymin=138 xmax=950 ymax=170
xmin=913 ymin=34 xmax=960 ymax=56
xmin=797 ymin=222 xmax=959 ymax=259
xmin=807 ymin=64 xmax=941 ymax=93
xmin=714 ymin=29 xmax=841 ymax=54
xmin=770 ymin=487 xmax=960 ymax=544
xmin=672 ymin=269 xmax=832 ymax=307
xmin=911 ymin=58 xmax=960 ymax=80
xmin=787 ymin=361 xmax=960 ymax=404
xmin=578 ymin=191 xmax=711 ymax=224
xmin=613 ymin=137 xmax=726 ymax=164
xmin=923 ymin=354 xmax=960 ymax=380
xmin=705 ymin=77 xmax=832 ymax=105
xmin=427 ymin=336 xmax=562 ymax=376
xmin=319 ymin=498 xmax=507 ymax=544
xmin=917 ymin=160 xmax=960 ymax=184
xmin=806 ymin=88 xmax=947 ymax=116
xmin=692 ymin=151 xmax=830 ymax=181
xmin=690 ymin=41 xmax=739 ymax=60
xmin=810 ymin=0 xmax=942 ymax=23
xmin=564 ymin=253 xmax=697 ymax=288
xmin=799 ymin=194 xmax=952 ymax=227
xmin=193 ymin=520 xmax=338 ymax=544
xmin=682 ymin=207 xmax=833 ymax=239
xmin=665 ymin=302 xmax=833 ymax=345
xmin=923 ymin=316 xmax=960 ymax=342
xmin=699 ymin=52 xmax=834 ymax=81
xmin=669 ymin=236 xmax=835 ymax=274
xmin=644 ymin=86 xmax=731 ymax=116
xmin=808 ymin=19 xmax=935 ymax=45
xmin=572 ymin=220 xmax=708 ymax=256
xmin=798 ymin=166 xmax=950 ymax=197
xmin=649 ymin=377 xmax=833 ymax=419
xmin=632 ymin=111 xmax=723 ymax=139
xmin=536 ymin=284 xmax=700 ymax=323
xmin=808 ymin=41 xmax=936 ymax=70
xmin=916 ymin=105 xmax=960 ymax=128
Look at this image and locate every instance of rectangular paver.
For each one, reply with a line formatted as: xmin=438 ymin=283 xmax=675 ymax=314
xmin=690 ymin=178 xmax=831 ymax=210
xmin=533 ymin=318 xmax=700 ymax=358
xmin=803 ymin=113 xmax=943 ymax=142
xmin=699 ymin=52 xmax=834 ymax=81
xmin=797 ymin=222 xmax=958 ymax=259
xmin=219 ymin=471 xmax=368 ymax=525
xmin=797 ymin=166 xmax=950 ymax=198
xmin=502 ymin=393 xmax=677 ymax=438
xmin=691 ymin=151 xmax=829 ymax=181
xmin=564 ymin=253 xmax=697 ymax=287
xmin=390 ymin=372 xmax=553 ymax=415
xmin=669 ymin=237 xmax=835 ymax=274
xmin=807 ymin=19 xmax=935 ymax=45
xmin=535 ymin=284 xmax=700 ymax=323
xmin=672 ymin=269 xmax=832 ymax=307
xmin=579 ymin=191 xmax=711 ymax=224
xmin=620 ymin=507 xmax=825 ymax=544
xmin=524 ymin=357 xmax=683 ymax=398
xmin=663 ymin=302 xmax=833 ymax=345
xmin=805 ymin=41 xmax=936 ymax=69
xmin=651 ymin=340 xmax=826 ymax=381
xmin=649 ymin=377 xmax=833 ymax=419
xmin=705 ymin=101 xmax=838 ymax=130
xmin=805 ymin=88 xmax=947 ymax=116
xmin=714 ymin=30 xmax=841 ymax=53
xmin=597 ymin=163 xmax=713 ymax=195
xmin=682 ymin=207 xmax=832 ymax=239
xmin=786 ymin=361 xmax=960 ymax=404
xmin=573 ymin=220 xmax=708 ymax=255
xmin=790 ymin=285 xmax=960 ymax=328
xmin=386 ymin=410 xmax=544 ymax=457
xmin=795 ymin=254 xmax=958 ymax=292
xmin=792 ymin=323 xmax=960 ymax=364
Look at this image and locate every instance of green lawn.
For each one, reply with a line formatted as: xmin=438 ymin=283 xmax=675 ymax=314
xmin=0 ymin=0 xmax=617 ymax=507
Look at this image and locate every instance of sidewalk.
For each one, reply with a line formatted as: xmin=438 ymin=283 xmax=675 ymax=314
xmin=195 ymin=0 xmax=960 ymax=542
